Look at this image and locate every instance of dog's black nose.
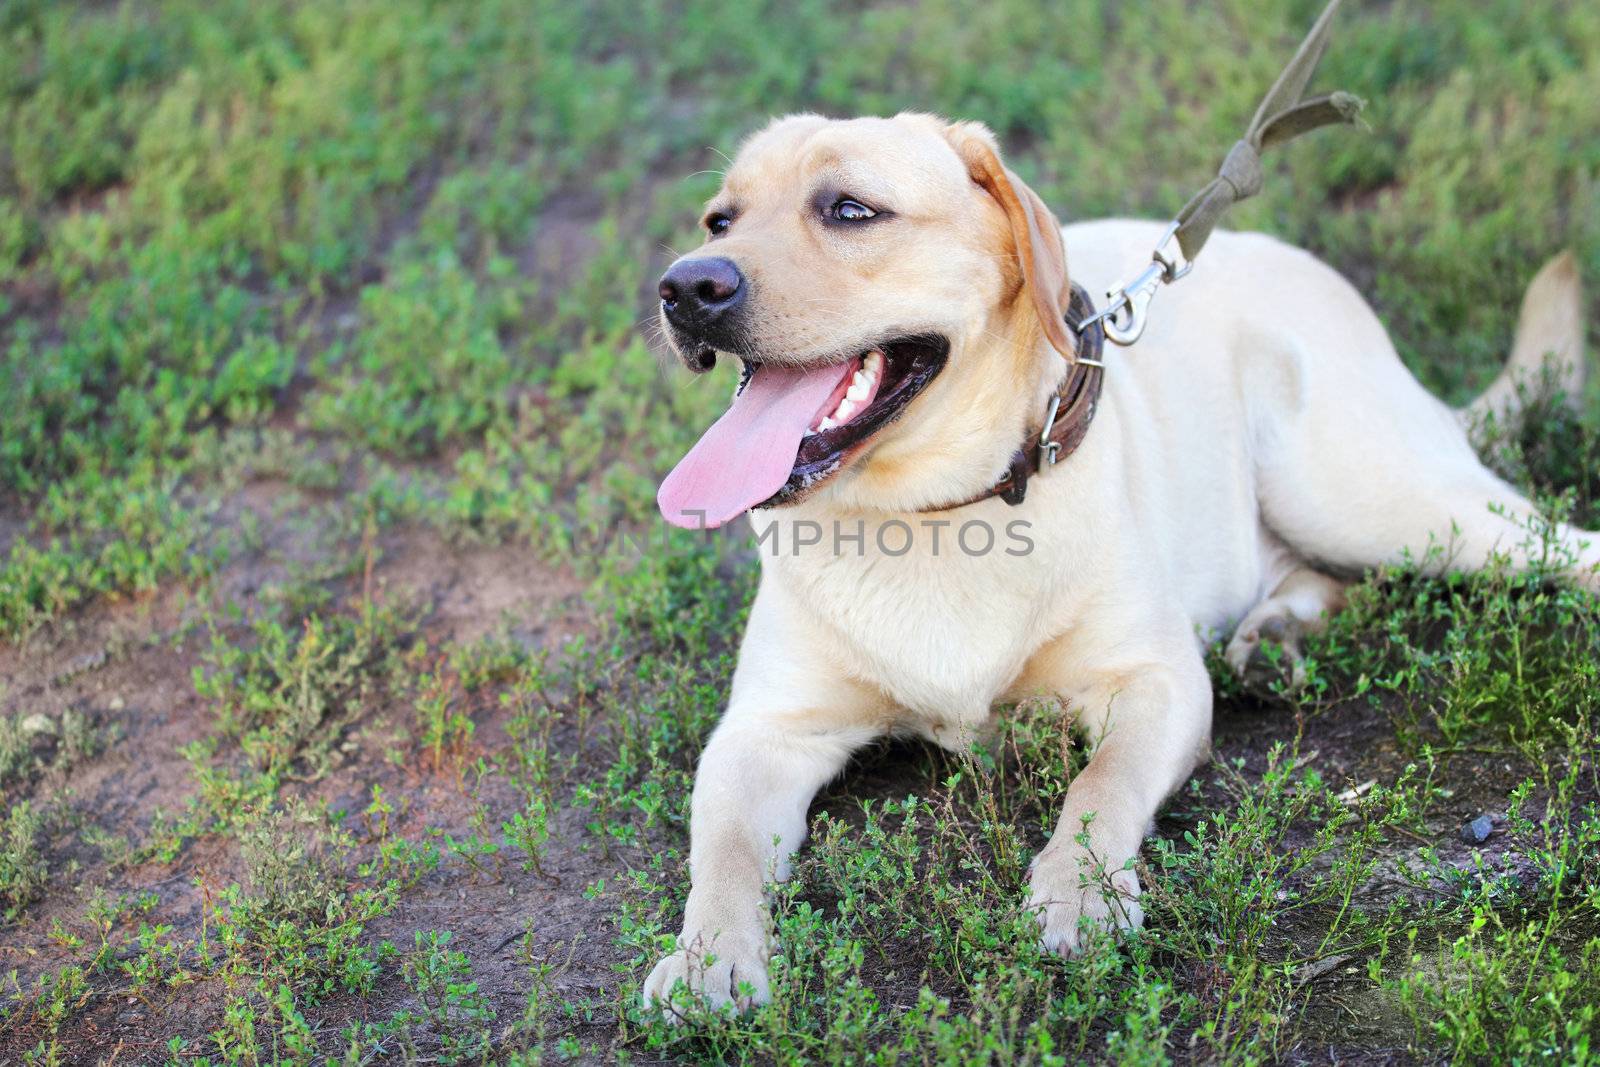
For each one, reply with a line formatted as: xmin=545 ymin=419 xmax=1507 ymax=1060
xmin=659 ymin=257 xmax=745 ymax=328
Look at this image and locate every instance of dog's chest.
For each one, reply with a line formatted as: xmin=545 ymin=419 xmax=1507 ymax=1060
xmin=766 ymin=529 xmax=1050 ymax=726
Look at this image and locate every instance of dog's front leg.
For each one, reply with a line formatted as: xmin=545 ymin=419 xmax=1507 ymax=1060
xmin=642 ymin=710 xmax=870 ymax=1013
xmin=1024 ymin=629 xmax=1213 ymax=955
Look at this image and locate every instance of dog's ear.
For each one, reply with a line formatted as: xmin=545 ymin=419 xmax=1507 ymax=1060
xmin=945 ymin=121 xmax=1075 ymax=361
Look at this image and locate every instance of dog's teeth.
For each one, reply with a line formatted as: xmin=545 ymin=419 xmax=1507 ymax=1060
xmin=817 ymin=357 xmax=879 ymax=431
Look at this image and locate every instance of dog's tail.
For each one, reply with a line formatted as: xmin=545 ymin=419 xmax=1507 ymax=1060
xmin=1462 ymin=251 xmax=1586 ymax=431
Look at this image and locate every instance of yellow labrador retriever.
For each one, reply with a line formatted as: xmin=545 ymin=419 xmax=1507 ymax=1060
xmin=644 ymin=112 xmax=1589 ymax=1011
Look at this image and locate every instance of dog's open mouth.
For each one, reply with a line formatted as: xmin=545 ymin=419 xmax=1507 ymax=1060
xmin=658 ymin=337 xmax=948 ymax=528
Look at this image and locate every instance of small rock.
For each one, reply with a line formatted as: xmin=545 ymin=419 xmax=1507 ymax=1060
xmin=1292 ymin=953 xmax=1352 ymax=985
xmin=20 ymin=713 xmax=54 ymax=736
xmin=52 ymin=649 xmax=107 ymax=684
xmin=1461 ymin=814 xmax=1494 ymax=844
xmin=108 ymin=695 xmax=125 ymax=711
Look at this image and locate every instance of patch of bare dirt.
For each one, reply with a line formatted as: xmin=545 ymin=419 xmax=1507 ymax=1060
xmin=0 ymin=509 xmax=602 ymax=1057
xmin=519 ymin=190 xmax=607 ymax=305
xmin=376 ymin=528 xmax=588 ymax=649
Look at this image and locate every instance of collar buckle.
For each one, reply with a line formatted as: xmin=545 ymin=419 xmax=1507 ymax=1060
xmin=1038 ymin=395 xmax=1063 ymax=467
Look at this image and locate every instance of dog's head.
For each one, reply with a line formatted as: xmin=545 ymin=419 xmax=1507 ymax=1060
xmin=656 ymin=113 xmax=1077 ymax=528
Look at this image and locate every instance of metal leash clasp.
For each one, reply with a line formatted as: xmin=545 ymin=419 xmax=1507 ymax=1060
xmin=1082 ymin=220 xmax=1192 ymax=346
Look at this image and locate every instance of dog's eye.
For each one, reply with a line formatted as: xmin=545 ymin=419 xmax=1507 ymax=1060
xmin=705 ymin=212 xmax=732 ymax=236
xmin=829 ymin=198 xmax=878 ymax=222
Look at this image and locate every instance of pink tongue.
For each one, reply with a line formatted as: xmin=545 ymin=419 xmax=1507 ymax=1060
xmin=658 ymin=363 xmax=849 ymax=529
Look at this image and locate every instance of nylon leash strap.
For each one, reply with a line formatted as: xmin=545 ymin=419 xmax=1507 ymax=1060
xmin=1081 ymin=0 xmax=1365 ymax=346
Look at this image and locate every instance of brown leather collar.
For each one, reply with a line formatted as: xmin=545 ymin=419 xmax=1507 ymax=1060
xmin=929 ymin=283 xmax=1106 ymax=511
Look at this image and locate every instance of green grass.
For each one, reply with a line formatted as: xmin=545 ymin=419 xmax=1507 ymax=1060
xmin=2 ymin=0 xmax=1599 ymax=1062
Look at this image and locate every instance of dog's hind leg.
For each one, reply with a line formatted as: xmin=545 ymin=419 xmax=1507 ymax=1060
xmin=1250 ymin=252 xmax=1599 ymax=590
xmin=1258 ymin=413 xmax=1600 ymax=591
xmin=1225 ymin=553 xmax=1349 ymax=688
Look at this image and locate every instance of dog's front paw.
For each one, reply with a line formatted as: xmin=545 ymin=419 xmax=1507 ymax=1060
xmin=1026 ymin=847 xmax=1143 ymax=957
xmin=641 ymin=929 xmax=770 ymax=1018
